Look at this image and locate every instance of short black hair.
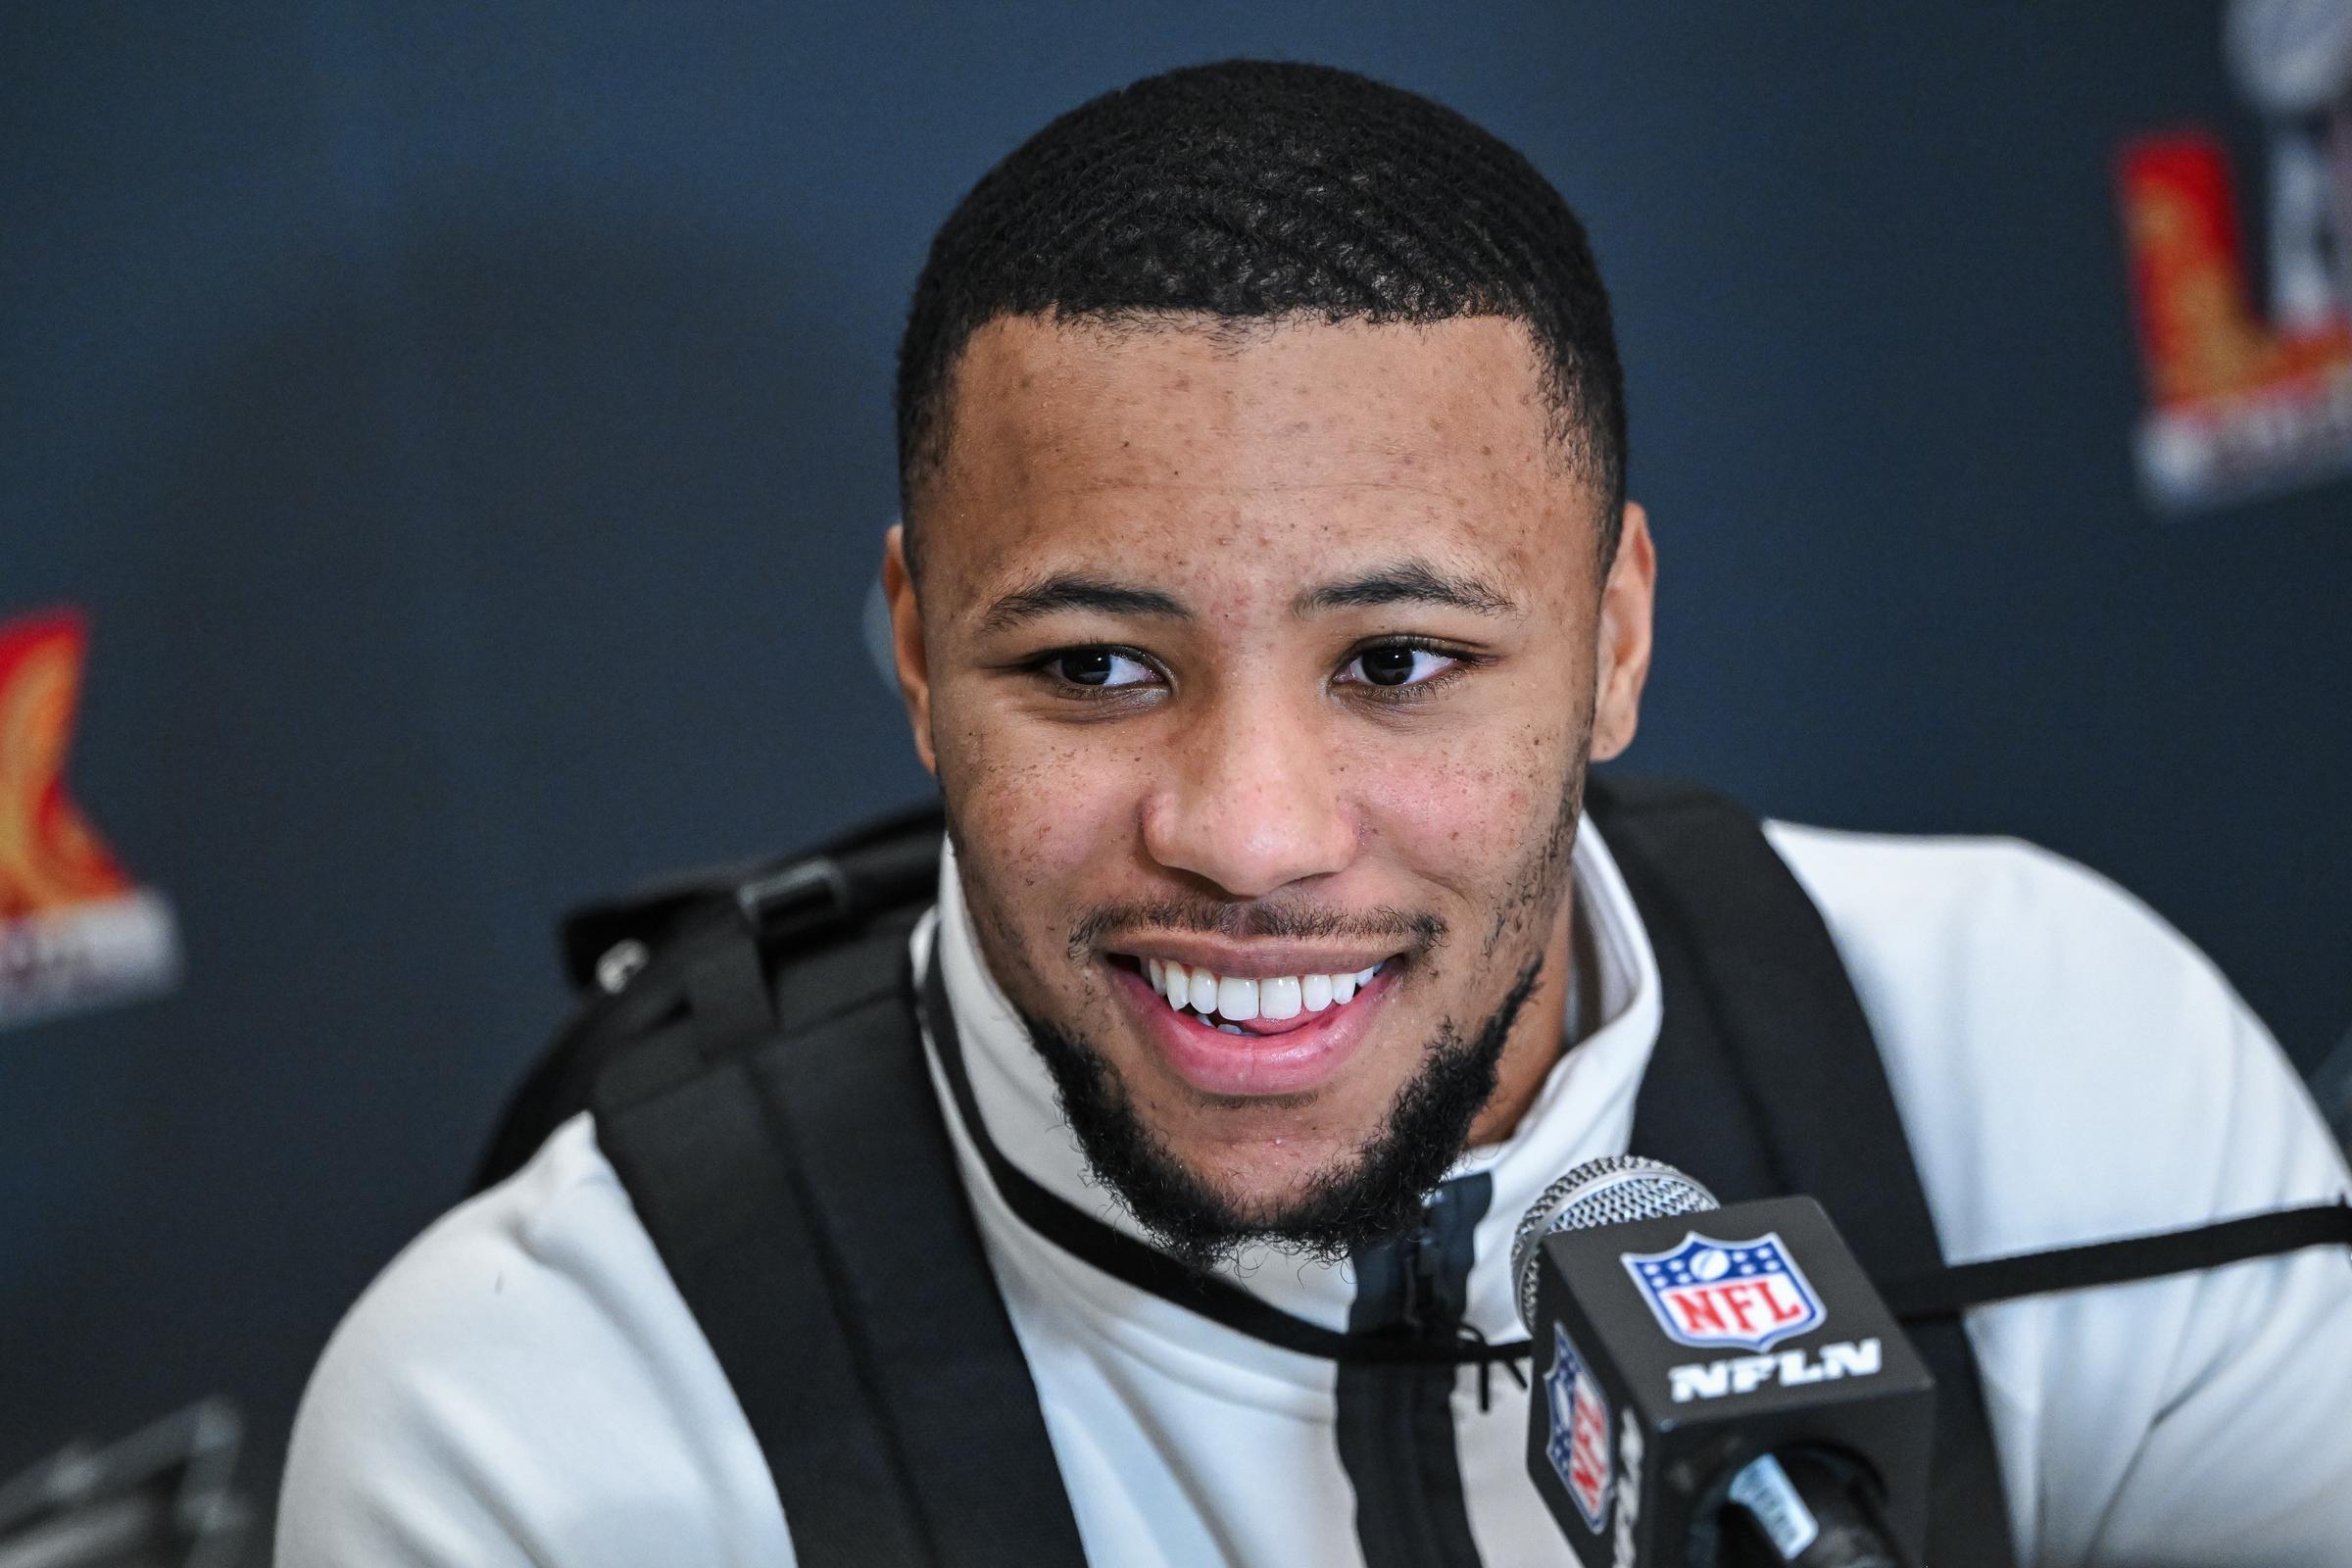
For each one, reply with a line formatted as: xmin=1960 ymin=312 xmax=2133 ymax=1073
xmin=895 ymin=59 xmax=1628 ymax=564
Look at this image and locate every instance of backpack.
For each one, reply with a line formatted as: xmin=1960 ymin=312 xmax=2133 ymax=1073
xmin=475 ymin=775 xmax=2351 ymax=1568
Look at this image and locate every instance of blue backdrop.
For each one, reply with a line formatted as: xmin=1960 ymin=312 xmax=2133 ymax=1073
xmin=4 ymin=3 xmax=2344 ymax=1550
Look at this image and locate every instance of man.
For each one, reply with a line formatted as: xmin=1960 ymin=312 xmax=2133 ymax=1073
xmin=280 ymin=61 xmax=2352 ymax=1567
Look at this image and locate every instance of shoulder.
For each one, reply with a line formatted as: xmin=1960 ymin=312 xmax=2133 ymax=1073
xmin=276 ymin=1113 xmax=792 ymax=1568
xmin=1759 ymin=823 xmax=2352 ymax=1563
xmin=1760 ymin=822 xmax=2346 ymax=1257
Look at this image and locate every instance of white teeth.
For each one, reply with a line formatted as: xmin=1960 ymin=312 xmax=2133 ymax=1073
xmin=1133 ymin=958 xmax=1389 ymax=1022
xmin=1260 ymin=975 xmax=1302 ymax=1020
xmin=1188 ymin=965 xmax=1219 ymax=1014
xmin=1217 ymin=975 xmax=1259 ymax=1021
xmin=1215 ymin=1022 xmax=1247 ymax=1035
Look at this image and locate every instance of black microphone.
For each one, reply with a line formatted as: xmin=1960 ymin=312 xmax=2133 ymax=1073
xmin=1509 ymin=1156 xmax=1935 ymax=1568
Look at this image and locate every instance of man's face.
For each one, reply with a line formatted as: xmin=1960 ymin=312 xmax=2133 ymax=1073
xmin=886 ymin=315 xmax=1653 ymax=1258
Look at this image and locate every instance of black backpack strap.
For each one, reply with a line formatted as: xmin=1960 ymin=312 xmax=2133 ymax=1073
xmin=1589 ymin=774 xmax=2021 ymax=1568
xmin=472 ymin=807 xmax=946 ymax=1194
xmin=1882 ymin=1200 xmax=2352 ymax=1319
xmin=586 ymin=862 xmax=1089 ymax=1568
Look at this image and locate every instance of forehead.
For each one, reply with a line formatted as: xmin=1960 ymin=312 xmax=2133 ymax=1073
xmin=923 ymin=315 xmax=1592 ymax=592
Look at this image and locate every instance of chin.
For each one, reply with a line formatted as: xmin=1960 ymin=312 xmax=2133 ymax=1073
xmin=1155 ymin=1130 xmax=1379 ymax=1217
xmin=1014 ymin=947 xmax=1543 ymax=1267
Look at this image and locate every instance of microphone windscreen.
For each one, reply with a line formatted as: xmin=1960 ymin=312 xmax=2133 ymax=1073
xmin=1510 ymin=1154 xmax=1717 ymax=1333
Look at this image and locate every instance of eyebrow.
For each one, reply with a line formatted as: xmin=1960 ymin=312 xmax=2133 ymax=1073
xmin=1292 ymin=559 xmax=1521 ymax=619
xmin=979 ymin=573 xmax=1192 ymax=632
xmin=974 ymin=557 xmax=1522 ymax=633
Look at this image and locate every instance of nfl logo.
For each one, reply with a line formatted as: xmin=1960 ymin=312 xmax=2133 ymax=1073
xmin=1620 ymin=1232 xmax=1826 ymax=1353
xmin=1543 ymin=1323 xmax=1612 ymax=1533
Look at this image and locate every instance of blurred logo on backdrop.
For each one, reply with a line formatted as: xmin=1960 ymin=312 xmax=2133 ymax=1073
xmin=2118 ymin=0 xmax=2352 ymax=511
xmin=0 ymin=609 xmax=179 ymax=1029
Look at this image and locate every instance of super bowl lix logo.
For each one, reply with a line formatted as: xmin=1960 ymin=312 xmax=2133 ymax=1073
xmin=2119 ymin=0 xmax=2352 ymax=510
xmin=1621 ymin=1232 xmax=1825 ymax=1353
xmin=1 ymin=610 xmax=178 ymax=1028
xmin=1543 ymin=1323 xmax=1612 ymax=1533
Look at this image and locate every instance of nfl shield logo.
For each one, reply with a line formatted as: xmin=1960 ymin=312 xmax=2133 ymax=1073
xmin=1543 ymin=1323 xmax=1612 ymax=1533
xmin=1620 ymin=1231 xmax=1825 ymax=1353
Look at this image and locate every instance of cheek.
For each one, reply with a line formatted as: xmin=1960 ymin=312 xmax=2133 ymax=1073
xmin=1359 ymin=722 xmax=1568 ymax=884
xmin=937 ymin=717 xmax=1146 ymax=907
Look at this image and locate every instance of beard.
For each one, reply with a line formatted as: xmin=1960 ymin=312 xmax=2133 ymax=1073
xmin=951 ymin=705 xmax=1592 ymax=1272
xmin=1013 ymin=954 xmax=1544 ymax=1271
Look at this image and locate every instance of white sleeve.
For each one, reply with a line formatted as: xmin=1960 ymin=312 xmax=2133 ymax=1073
xmin=274 ymin=1114 xmax=796 ymax=1568
xmin=2055 ymin=990 xmax=2352 ymax=1568
xmin=1767 ymin=825 xmax=2352 ymax=1568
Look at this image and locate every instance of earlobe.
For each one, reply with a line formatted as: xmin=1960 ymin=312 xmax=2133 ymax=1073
xmin=1590 ymin=501 xmax=1656 ymax=763
xmin=882 ymin=525 xmax=939 ymax=776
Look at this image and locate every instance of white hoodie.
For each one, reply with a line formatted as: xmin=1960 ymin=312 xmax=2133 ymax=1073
xmin=278 ymin=818 xmax=2352 ymax=1567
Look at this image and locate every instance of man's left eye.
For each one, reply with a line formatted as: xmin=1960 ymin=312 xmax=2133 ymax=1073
xmin=1344 ymin=645 xmax=1455 ymax=688
xmin=1051 ymin=649 xmax=1156 ymax=688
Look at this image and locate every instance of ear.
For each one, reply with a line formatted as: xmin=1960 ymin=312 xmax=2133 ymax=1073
xmin=882 ymin=525 xmax=938 ymax=776
xmin=1591 ymin=501 xmax=1655 ymax=762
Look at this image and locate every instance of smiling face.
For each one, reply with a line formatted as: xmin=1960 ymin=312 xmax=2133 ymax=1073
xmin=885 ymin=313 xmax=1654 ymax=1260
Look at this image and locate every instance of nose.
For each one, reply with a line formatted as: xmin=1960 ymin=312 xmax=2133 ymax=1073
xmin=1141 ymin=692 xmax=1358 ymax=899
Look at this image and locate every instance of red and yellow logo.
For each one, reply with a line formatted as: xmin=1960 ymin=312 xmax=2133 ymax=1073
xmin=2116 ymin=4 xmax=2352 ymax=509
xmin=2120 ymin=135 xmax=2352 ymax=412
xmin=2 ymin=612 xmax=136 ymax=917
xmin=0 ymin=609 xmax=177 ymax=1026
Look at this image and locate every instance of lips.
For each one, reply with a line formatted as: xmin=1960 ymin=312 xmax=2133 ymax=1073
xmin=1109 ymin=956 xmax=1396 ymax=1098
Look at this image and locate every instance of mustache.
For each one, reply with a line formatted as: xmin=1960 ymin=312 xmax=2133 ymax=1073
xmin=1068 ymin=899 xmax=1446 ymax=956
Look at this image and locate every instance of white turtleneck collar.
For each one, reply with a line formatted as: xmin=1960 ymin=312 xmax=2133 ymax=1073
xmin=915 ymin=818 xmax=1666 ymax=1353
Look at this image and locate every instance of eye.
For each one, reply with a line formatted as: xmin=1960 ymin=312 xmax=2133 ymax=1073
xmin=1045 ymin=647 xmax=1157 ymax=689
xmin=1342 ymin=643 xmax=1459 ymax=689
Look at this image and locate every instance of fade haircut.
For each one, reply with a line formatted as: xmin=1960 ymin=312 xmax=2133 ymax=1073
xmin=894 ymin=59 xmax=1628 ymax=569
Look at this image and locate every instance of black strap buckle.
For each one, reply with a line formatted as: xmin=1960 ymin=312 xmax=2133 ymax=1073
xmin=735 ymin=856 xmax=854 ymax=941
